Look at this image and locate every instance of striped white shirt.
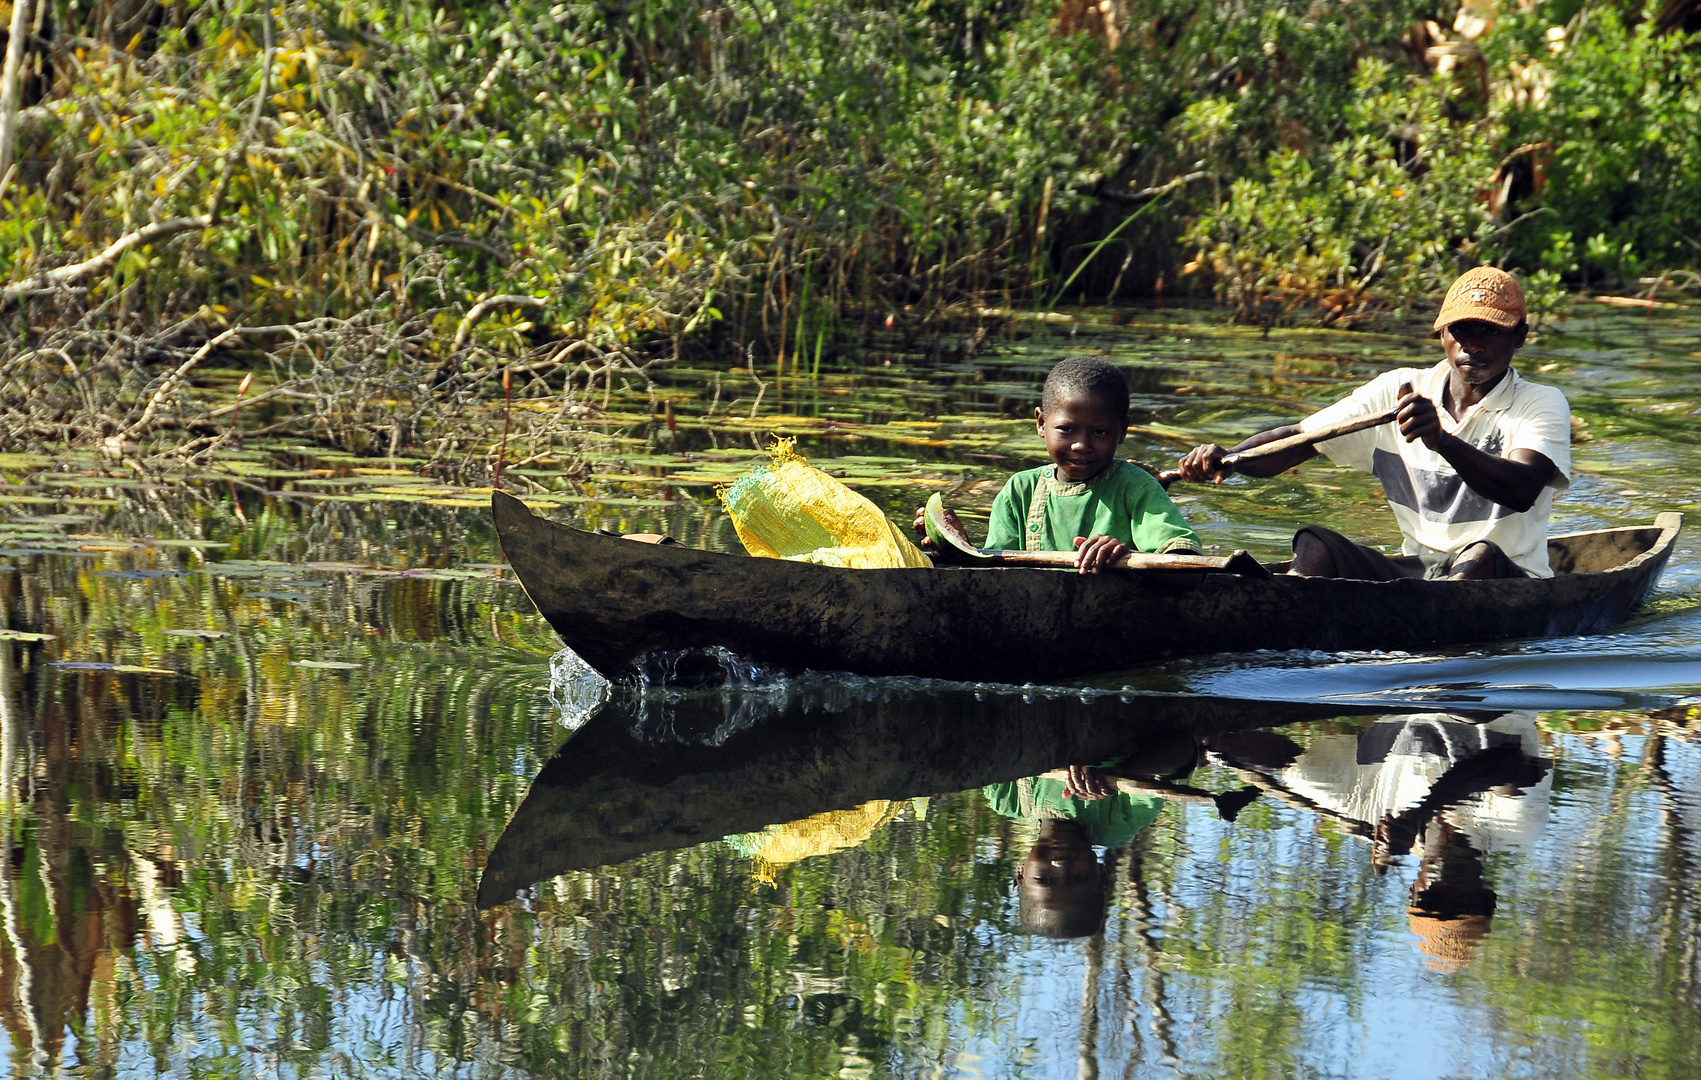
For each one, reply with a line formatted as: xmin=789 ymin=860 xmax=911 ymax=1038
xmin=1299 ymin=361 xmax=1571 ymax=578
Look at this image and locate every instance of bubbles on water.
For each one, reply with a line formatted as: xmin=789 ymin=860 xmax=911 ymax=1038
xmin=628 ymin=646 xmax=797 ymax=745
xmin=638 ymin=646 xmax=785 ymax=690
xmin=548 ymin=647 xmax=610 ymax=731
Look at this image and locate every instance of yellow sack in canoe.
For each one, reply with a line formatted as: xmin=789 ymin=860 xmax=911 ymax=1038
xmin=718 ymin=439 xmax=932 ymax=569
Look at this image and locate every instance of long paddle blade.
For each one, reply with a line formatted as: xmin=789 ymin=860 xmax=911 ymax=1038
xmin=923 ymin=493 xmax=994 ymax=565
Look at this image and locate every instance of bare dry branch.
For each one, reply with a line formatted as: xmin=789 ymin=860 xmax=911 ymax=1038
xmin=0 ymin=0 xmax=33 ymax=197
xmin=1 ymin=216 xmax=213 ymax=306
xmin=1095 ymin=171 xmax=1210 ymax=206
xmin=122 ymin=326 xmax=241 ymax=438
xmin=451 ymin=294 xmax=547 ymax=351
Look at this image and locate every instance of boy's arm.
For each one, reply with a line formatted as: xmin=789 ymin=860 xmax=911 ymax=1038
xmin=1127 ymin=473 xmax=1202 ymax=554
xmin=983 ymin=474 xmax=1030 ymax=550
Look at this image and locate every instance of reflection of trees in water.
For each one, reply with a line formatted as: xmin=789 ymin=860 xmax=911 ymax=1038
xmin=0 ymin=555 xmax=564 ymax=1076
xmin=0 ymin=635 xmax=138 ymax=1075
xmin=1120 ymin=841 xmax=1184 ymax=1071
xmin=1642 ymin=734 xmax=1700 ymax=1003
xmin=0 ymin=574 xmax=1025 ymax=1076
xmin=2 ymin=563 xmax=1701 ymax=1080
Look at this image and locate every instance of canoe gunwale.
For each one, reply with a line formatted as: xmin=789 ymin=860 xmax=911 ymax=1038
xmin=1546 ymin=511 xmax=1683 ymax=578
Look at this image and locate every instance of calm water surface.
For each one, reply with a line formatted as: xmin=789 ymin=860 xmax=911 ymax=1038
xmin=0 ymin=302 xmax=1698 ymax=1078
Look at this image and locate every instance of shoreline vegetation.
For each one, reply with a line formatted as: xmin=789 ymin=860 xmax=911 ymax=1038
xmin=0 ymin=0 xmax=1698 ymax=471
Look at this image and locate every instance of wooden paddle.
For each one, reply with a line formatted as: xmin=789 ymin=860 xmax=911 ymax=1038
xmin=1154 ymin=399 xmax=1404 ymax=488
xmin=922 ymin=493 xmax=1271 ymax=577
xmin=1038 ymin=768 xmax=1262 ymax=821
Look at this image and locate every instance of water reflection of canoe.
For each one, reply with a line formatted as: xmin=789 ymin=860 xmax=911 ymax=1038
xmin=493 ymin=492 xmax=1682 ymax=683
xmin=475 ymin=684 xmax=1368 ymax=905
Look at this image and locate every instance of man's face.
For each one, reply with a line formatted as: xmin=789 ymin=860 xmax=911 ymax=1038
xmin=1440 ymin=319 xmax=1526 ymax=389
xmin=1036 ymin=394 xmax=1127 ymax=482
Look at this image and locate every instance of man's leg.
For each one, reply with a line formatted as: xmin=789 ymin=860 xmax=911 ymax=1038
xmin=1445 ymin=541 xmax=1524 ymax=580
xmin=1290 ymin=529 xmax=1338 ymax=577
xmin=1290 ymin=526 xmax=1409 ymax=580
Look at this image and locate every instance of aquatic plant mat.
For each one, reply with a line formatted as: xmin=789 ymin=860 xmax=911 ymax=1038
xmin=2 ymin=299 xmax=1696 ymax=564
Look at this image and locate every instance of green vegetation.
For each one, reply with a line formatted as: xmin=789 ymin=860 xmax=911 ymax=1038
xmin=5 ymin=0 xmax=1700 ymax=463
xmin=1187 ymin=3 xmax=1701 ymax=324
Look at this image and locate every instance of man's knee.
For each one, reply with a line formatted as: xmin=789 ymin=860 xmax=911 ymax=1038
xmin=1447 ymin=542 xmax=1505 ymax=580
xmin=1290 ymin=530 xmax=1337 ymax=578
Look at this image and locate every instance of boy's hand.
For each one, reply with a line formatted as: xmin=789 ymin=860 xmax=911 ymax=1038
xmin=1072 ymin=534 xmax=1128 ymax=574
xmin=910 ymin=505 xmax=934 ymax=549
xmin=912 ymin=503 xmax=966 ymax=550
xmin=1176 ymin=443 xmax=1234 ymax=484
xmin=1061 ymin=764 xmax=1116 ymax=801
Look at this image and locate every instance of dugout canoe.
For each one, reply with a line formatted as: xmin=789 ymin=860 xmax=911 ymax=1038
xmin=492 ymin=491 xmax=1683 ymax=683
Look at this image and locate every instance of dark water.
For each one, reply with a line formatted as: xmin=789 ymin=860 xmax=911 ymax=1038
xmin=0 ymin=301 xmax=1698 ymax=1078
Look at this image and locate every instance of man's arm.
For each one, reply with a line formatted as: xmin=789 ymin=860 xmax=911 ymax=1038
xmin=1398 ymin=393 xmax=1556 ymax=512
xmin=1175 ymin=424 xmax=1320 ymax=483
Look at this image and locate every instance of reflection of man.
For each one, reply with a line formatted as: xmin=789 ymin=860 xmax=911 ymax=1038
xmin=1231 ymin=711 xmax=1550 ymax=971
xmin=1404 ymin=819 xmax=1499 ymax=973
xmin=1274 ymin=712 xmax=1552 ymax=855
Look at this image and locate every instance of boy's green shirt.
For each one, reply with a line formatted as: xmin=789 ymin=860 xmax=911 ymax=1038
xmin=985 ymin=460 xmax=1201 ymax=554
xmin=982 ymin=776 xmax=1166 ymax=849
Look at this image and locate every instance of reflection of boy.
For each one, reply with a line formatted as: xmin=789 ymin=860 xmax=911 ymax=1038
xmin=986 ymin=729 xmax=1205 ymax=938
xmin=915 ymin=356 xmax=1200 ymax=573
xmin=985 ymin=774 xmax=1166 ymax=939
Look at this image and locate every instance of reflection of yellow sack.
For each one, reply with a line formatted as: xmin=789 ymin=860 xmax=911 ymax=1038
xmin=718 ymin=439 xmax=931 ymax=569
xmin=725 ymin=800 xmax=903 ymax=884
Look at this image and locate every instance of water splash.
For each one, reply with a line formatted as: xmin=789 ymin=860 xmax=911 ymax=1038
xmin=547 ymin=647 xmax=611 ymax=731
xmin=637 ymin=646 xmax=787 ymax=690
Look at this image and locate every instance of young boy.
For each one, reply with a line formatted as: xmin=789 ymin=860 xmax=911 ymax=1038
xmin=916 ymin=355 xmax=1201 ymax=573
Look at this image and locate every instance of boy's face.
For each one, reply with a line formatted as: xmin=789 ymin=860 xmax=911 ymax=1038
xmin=1013 ymin=823 xmax=1105 ymax=937
xmin=1035 ymin=394 xmax=1127 ymax=482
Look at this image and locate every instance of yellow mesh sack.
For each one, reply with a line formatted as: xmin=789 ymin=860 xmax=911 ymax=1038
xmin=718 ymin=439 xmax=932 ymax=569
xmin=725 ymin=800 xmax=904 ymax=884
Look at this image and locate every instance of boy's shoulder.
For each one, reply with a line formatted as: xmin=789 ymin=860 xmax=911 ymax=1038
xmin=1093 ymin=460 xmax=1171 ymax=502
xmin=994 ymin=465 xmax=1049 ymax=498
xmin=1105 ymin=459 xmax=1168 ymax=490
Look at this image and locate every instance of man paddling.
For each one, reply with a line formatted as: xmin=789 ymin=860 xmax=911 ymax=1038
xmin=1175 ymin=267 xmax=1571 ymax=579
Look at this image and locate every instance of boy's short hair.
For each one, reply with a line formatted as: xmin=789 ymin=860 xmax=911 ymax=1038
xmin=1041 ymin=356 xmax=1129 ymax=425
xmin=1018 ymin=878 xmax=1108 ymax=939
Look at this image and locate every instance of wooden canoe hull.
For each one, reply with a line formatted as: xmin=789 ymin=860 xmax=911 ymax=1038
xmin=493 ymin=492 xmax=1682 ymax=683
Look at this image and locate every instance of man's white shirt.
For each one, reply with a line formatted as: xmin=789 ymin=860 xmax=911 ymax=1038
xmin=1298 ymin=360 xmax=1571 ymax=577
